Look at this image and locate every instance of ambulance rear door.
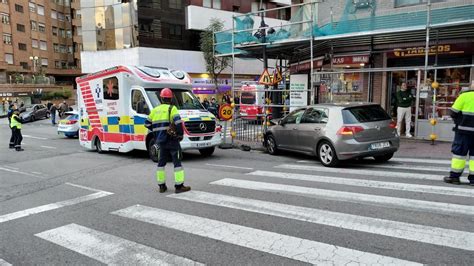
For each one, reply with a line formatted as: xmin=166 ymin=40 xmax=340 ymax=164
xmin=101 ymin=75 xmax=125 ymax=145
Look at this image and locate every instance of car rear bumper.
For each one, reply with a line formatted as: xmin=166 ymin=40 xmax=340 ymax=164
xmin=334 ymin=137 xmax=400 ymax=160
xmin=58 ymin=125 xmax=79 ymax=135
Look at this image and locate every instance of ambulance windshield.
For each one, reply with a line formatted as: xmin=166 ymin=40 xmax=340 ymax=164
xmin=146 ymin=88 xmax=205 ymax=110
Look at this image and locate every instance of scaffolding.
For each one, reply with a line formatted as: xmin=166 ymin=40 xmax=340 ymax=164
xmin=213 ymin=1 xmax=474 ymax=145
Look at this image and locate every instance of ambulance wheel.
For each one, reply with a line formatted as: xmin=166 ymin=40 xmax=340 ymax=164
xmin=199 ymin=147 xmax=215 ymax=157
xmin=94 ymin=137 xmax=104 ymax=153
xmin=148 ymin=138 xmax=159 ymax=162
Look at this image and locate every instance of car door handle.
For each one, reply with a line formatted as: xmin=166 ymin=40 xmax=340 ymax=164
xmin=292 ymin=128 xmax=297 ymax=130
xmin=314 ymin=128 xmax=321 ymax=131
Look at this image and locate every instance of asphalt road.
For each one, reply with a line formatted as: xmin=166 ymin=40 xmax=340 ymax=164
xmin=1 ymin=117 xmax=473 ymax=265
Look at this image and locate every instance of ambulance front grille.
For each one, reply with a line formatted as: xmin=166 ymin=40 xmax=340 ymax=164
xmin=185 ymin=121 xmax=215 ymax=134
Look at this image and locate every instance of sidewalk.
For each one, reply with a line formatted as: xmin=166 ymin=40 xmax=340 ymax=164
xmin=397 ymin=138 xmax=452 ymax=159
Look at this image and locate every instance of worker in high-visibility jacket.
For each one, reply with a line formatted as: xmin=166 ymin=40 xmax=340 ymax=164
xmin=444 ymin=83 xmax=474 ymax=186
xmin=10 ymin=109 xmax=24 ymax=151
xmin=145 ymin=88 xmax=191 ymax=193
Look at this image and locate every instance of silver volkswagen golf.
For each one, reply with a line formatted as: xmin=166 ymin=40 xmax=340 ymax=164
xmin=264 ymin=103 xmax=400 ymax=167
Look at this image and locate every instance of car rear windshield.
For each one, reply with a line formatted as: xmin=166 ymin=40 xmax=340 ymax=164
xmin=342 ymin=105 xmax=391 ymax=123
xmin=66 ymin=114 xmax=78 ymax=120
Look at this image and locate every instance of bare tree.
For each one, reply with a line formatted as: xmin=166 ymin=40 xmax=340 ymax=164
xmin=200 ymin=19 xmax=230 ymax=92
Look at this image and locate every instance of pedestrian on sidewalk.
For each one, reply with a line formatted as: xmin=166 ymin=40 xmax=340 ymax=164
xmin=444 ymin=82 xmax=474 ymax=186
xmin=396 ymin=83 xmax=414 ymax=138
xmin=50 ymin=103 xmax=57 ymax=125
xmin=10 ymin=109 xmax=24 ymax=151
xmin=145 ymin=88 xmax=191 ymax=194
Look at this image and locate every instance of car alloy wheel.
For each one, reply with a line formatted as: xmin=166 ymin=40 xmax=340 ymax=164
xmin=318 ymin=141 xmax=339 ymax=167
xmin=266 ymin=135 xmax=278 ymax=155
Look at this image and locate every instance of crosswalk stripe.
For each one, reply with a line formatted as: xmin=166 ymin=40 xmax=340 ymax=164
xmin=169 ymin=191 xmax=474 ymax=251
xmin=35 ymin=224 xmax=202 ymax=265
xmin=392 ymin=157 xmax=452 ymax=165
xmin=211 ymin=178 xmax=474 ymax=216
xmin=0 ymin=258 xmax=12 ymax=266
xmin=248 ymin=170 xmax=474 ymax=198
xmin=276 ymin=164 xmax=448 ymax=181
xmin=346 ymin=163 xmax=453 ymax=173
xmin=0 ymin=191 xmax=113 ymax=224
xmin=112 ymin=205 xmax=419 ymax=265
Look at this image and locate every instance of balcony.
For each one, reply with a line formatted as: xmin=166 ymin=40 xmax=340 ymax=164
xmin=185 ymin=5 xmax=289 ymax=31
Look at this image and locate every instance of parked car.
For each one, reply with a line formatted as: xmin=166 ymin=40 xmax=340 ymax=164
xmin=19 ymin=104 xmax=50 ymax=122
xmin=264 ymin=103 xmax=400 ymax=167
xmin=57 ymin=111 xmax=79 ymax=138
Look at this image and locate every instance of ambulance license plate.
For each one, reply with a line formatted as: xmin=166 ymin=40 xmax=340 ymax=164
xmin=196 ymin=142 xmax=212 ymax=148
xmin=370 ymin=142 xmax=390 ymax=150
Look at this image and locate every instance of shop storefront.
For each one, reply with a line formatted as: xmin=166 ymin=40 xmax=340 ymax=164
xmin=0 ymin=92 xmax=33 ymax=116
xmin=190 ymin=74 xmax=259 ymax=104
xmin=386 ymin=43 xmax=474 ymax=140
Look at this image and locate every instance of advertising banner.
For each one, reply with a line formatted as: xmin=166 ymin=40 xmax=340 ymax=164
xmin=289 ymin=74 xmax=308 ymax=112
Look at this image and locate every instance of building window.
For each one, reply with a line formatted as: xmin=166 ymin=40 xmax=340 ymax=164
xmin=40 ymin=40 xmax=47 ymax=50
xmin=51 ymin=10 xmax=57 ymax=19
xmin=37 ymin=4 xmax=44 ymax=15
xmin=1 ymin=0 xmax=8 ymax=4
xmin=32 ymin=39 xmax=38 ymax=48
xmin=3 ymin=33 xmax=12 ymax=45
xmin=61 ymin=61 xmax=67 ymax=68
xmin=52 ymin=26 xmax=58 ymax=36
xmin=103 ymin=77 xmax=119 ymax=100
xmin=15 ymin=4 xmax=23 ymax=13
xmin=55 ymin=61 xmax=61 ymax=68
xmin=18 ymin=43 xmax=27 ymax=51
xmin=29 ymin=2 xmax=35 ymax=12
xmin=41 ymin=58 xmax=48 ymax=67
xmin=31 ymin=20 xmax=37 ymax=31
xmin=67 ymin=45 xmax=73 ymax=54
xmin=74 ymin=9 xmax=81 ymax=19
xmin=1 ymin=13 xmax=9 ymax=24
xmin=168 ymin=0 xmax=181 ymax=9
xmin=59 ymin=28 xmax=65 ymax=38
xmin=395 ymin=0 xmax=444 ymax=7
xmin=77 ymin=26 xmax=82 ymax=36
xmin=38 ymin=23 xmax=45 ymax=32
xmin=232 ymin=5 xmax=240 ymax=12
xmin=58 ymin=12 xmax=65 ymax=21
xmin=169 ymin=24 xmax=182 ymax=39
xmin=66 ymin=30 xmax=72 ymax=38
xmin=203 ymin=0 xmax=220 ymax=9
xmin=203 ymin=0 xmax=211 ymax=7
xmin=4 ymin=53 xmax=13 ymax=65
xmin=53 ymin=43 xmax=59 ymax=52
xmin=65 ymin=14 xmax=71 ymax=21
xmin=60 ymin=44 xmax=67 ymax=53
xmin=17 ymin=24 xmax=25 ymax=32
xmin=20 ymin=62 xmax=29 ymax=69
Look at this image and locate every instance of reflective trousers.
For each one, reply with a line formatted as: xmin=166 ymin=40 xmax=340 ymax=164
xmin=156 ymin=142 xmax=184 ymax=185
xmin=450 ymin=132 xmax=474 ymax=181
xmin=9 ymin=127 xmax=15 ymax=148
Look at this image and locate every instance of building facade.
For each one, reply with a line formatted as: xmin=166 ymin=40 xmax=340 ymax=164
xmin=0 ymin=0 xmax=82 ymax=112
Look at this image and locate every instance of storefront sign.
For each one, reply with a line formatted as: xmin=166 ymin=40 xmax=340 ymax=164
xmin=192 ymin=77 xmax=258 ymax=94
xmin=332 ymin=55 xmax=370 ymax=65
xmin=0 ymin=92 xmax=32 ymax=97
xmin=391 ymin=44 xmax=465 ymax=57
xmin=290 ymin=59 xmax=324 ymax=73
xmin=289 ymin=74 xmax=308 ymax=112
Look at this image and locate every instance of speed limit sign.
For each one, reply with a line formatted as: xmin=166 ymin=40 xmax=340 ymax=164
xmin=219 ymin=104 xmax=233 ymax=121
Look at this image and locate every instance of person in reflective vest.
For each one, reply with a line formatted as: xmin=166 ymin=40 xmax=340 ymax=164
xmin=145 ymin=88 xmax=191 ymax=193
xmin=7 ymin=104 xmax=15 ymax=149
xmin=10 ymin=109 xmax=24 ymax=151
xmin=444 ymin=83 xmax=474 ymax=185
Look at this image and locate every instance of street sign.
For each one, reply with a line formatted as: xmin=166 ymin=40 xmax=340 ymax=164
xmin=219 ymin=103 xmax=233 ymax=121
xmin=258 ymin=69 xmax=273 ymax=85
xmin=272 ymin=67 xmax=283 ymax=84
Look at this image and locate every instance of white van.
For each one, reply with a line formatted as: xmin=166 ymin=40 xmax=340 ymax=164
xmin=76 ymin=65 xmax=222 ymax=161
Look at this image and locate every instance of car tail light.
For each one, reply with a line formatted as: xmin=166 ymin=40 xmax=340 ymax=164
xmin=389 ymin=121 xmax=397 ymax=129
xmin=337 ymin=126 xmax=364 ymax=136
xmin=66 ymin=120 xmax=77 ymax=125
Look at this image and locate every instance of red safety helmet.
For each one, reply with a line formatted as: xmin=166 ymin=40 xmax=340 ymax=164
xmin=160 ymin=88 xmax=173 ymax=98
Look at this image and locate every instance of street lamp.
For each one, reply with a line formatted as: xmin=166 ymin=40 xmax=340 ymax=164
xmin=29 ymin=56 xmax=39 ymax=73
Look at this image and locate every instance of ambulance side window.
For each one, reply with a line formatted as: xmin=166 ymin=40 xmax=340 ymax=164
xmin=131 ymin=90 xmax=150 ymax=115
xmin=103 ymin=77 xmax=119 ymax=100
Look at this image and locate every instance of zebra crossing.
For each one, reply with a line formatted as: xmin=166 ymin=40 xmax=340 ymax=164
xmin=14 ymin=157 xmax=474 ymax=264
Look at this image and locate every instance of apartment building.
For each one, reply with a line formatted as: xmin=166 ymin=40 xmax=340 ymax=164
xmin=0 ymin=0 xmax=82 ymax=84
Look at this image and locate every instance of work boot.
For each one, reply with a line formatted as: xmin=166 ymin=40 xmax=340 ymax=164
xmin=15 ymin=147 xmax=24 ymax=151
xmin=175 ymin=184 xmax=191 ymax=193
xmin=159 ymin=184 xmax=168 ymax=193
xmin=9 ymin=145 xmax=14 ymax=149
xmin=443 ymin=176 xmax=460 ymax=185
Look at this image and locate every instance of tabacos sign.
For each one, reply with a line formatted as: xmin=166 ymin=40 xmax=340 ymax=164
xmin=391 ymin=44 xmax=465 ymax=57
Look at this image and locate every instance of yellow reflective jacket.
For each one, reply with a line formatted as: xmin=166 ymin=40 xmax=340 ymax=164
xmin=451 ymin=89 xmax=474 ymax=135
xmin=145 ymin=104 xmax=183 ymax=143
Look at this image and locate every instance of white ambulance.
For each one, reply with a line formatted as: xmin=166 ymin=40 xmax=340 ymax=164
xmin=76 ymin=65 xmax=222 ymax=161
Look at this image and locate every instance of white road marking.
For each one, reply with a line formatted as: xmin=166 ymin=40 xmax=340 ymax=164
xmin=170 ymin=191 xmax=474 ymax=251
xmin=392 ymin=157 xmax=452 ymax=165
xmin=297 ymin=160 xmax=311 ymax=163
xmin=66 ymin=183 xmax=108 ymax=193
xmin=205 ymin=163 xmax=253 ymax=170
xmin=36 ymin=224 xmax=202 ymax=265
xmin=2 ymin=165 xmax=19 ymax=170
xmin=211 ymin=178 xmax=474 ymax=216
xmin=0 ymin=191 xmax=113 ymax=224
xmin=248 ymin=170 xmax=474 ymax=198
xmin=276 ymin=164 xmax=451 ymax=181
xmin=346 ymin=163 xmax=453 ymax=173
xmin=0 ymin=258 xmax=12 ymax=266
xmin=113 ymin=205 xmax=419 ymax=265
xmin=23 ymin=135 xmax=47 ymax=140
xmin=31 ymin=171 xmax=43 ymax=175
xmin=0 ymin=167 xmax=43 ymax=178
xmin=40 ymin=145 xmax=56 ymax=149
